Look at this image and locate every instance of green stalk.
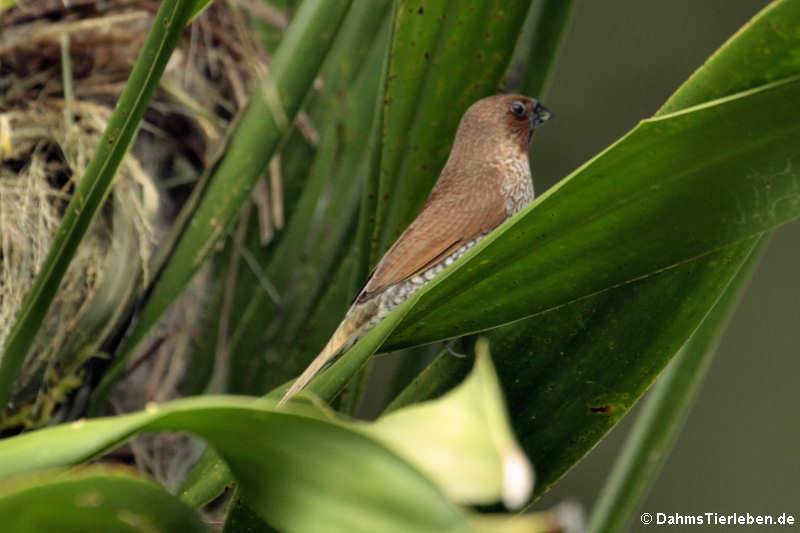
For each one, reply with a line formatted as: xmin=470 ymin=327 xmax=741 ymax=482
xmin=0 ymin=0 xmax=197 ymax=409
xmin=507 ymin=0 xmax=575 ymax=98
xmin=586 ymin=236 xmax=768 ymax=533
xmin=521 ymin=0 xmax=575 ymax=98
xmin=88 ymin=0 xmax=354 ymax=414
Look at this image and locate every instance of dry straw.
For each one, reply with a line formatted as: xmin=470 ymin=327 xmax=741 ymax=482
xmin=0 ymin=0 xmax=266 ymax=434
xmin=0 ymin=103 xmax=160 ymax=429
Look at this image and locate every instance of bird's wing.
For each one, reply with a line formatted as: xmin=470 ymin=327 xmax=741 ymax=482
xmin=359 ymin=185 xmax=506 ymax=301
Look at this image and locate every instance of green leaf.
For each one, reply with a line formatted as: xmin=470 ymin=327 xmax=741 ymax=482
xmin=386 ymin=74 xmax=800 ymax=349
xmin=311 ymin=1 xmax=800 ymax=415
xmin=564 ymin=0 xmax=800 ymax=509
xmin=178 ymin=443 xmax=235 ymax=508
xmin=0 ymin=0 xmax=197 ymax=412
xmin=332 ymin=77 xmax=800 ymax=415
xmin=189 ymin=0 xmax=214 ymax=21
xmin=88 ymin=0 xmax=355 ymax=413
xmin=222 ymin=341 xmax=545 ymax=532
xmin=395 ymin=238 xmax=760 ymax=495
xmin=0 ymin=397 xmax=470 ymax=532
xmin=385 ymin=346 xmax=472 ymax=412
xmin=384 ymin=0 xmax=800 ymax=356
xmin=223 ymin=492 xmax=280 ymax=533
xmin=225 ymin=8 xmax=392 ymax=393
xmin=658 ymin=0 xmax=800 ymax=115
xmin=280 ymin=0 xmax=554 ymax=408
xmin=377 ymin=1 xmax=800 ymax=350
xmin=1 ymin=346 xmax=532 ymax=533
xmin=0 ymin=467 xmax=209 ymax=533
xmin=188 ymin=274 xmax=428 ymax=510
xmin=182 ymin=1 xmax=392 ymax=396
xmin=385 ymin=0 xmax=800 ymax=506
xmin=371 ymin=0 xmax=534 ymax=263
xmin=177 ymin=254 xmax=370 ymax=508
xmin=355 ymin=0 xmax=571 ymax=416
xmin=586 ymin=237 xmax=766 ymax=533
xmin=365 ymin=338 xmax=532 ymax=508
xmin=507 ymin=0 xmax=575 ymax=97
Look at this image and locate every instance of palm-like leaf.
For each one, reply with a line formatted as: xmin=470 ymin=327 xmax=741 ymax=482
xmin=1 ymin=1 xmax=797 ymax=532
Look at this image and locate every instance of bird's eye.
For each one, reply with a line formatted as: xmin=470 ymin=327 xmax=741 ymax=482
xmin=509 ymin=101 xmax=527 ymax=118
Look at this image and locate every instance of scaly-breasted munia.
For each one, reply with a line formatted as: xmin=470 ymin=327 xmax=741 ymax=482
xmin=280 ymin=94 xmax=551 ymax=404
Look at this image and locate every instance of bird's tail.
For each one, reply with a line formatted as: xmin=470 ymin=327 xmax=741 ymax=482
xmin=278 ymin=299 xmax=376 ymax=405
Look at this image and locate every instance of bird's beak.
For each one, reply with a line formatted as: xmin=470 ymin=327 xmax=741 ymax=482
xmin=530 ymin=102 xmax=552 ymax=129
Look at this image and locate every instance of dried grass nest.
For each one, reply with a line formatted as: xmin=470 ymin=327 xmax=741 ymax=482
xmin=0 ymin=0 xmax=265 ymax=431
xmin=0 ymin=103 xmax=159 ymax=429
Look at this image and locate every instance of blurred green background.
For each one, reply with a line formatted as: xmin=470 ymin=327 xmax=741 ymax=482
xmin=529 ymin=0 xmax=799 ymax=529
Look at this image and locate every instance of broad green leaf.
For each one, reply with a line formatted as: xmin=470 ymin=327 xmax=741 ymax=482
xmin=393 ymin=238 xmax=760 ymax=495
xmin=88 ymin=0 xmax=355 ymax=413
xmin=177 ymin=251 xmax=369 ymax=508
xmin=503 ymin=0 xmax=800 ymax=498
xmin=365 ymin=339 xmax=532 ymax=508
xmin=579 ymin=4 xmax=800 ymax=518
xmin=587 ymin=237 xmax=766 ymax=533
xmin=387 ymin=0 xmax=800 ymax=504
xmin=1 ymin=346 xmax=531 ymax=533
xmin=386 ymin=0 xmax=800 ymax=349
xmin=385 ymin=74 xmax=800 ymax=349
xmin=0 ymin=467 xmax=209 ymax=533
xmin=222 ymin=341 xmax=542 ymax=532
xmin=309 ymin=3 xmax=800 ymax=420
xmin=0 ymin=396 xmax=471 ymax=533
xmin=322 ymin=75 xmax=800 ymax=408
xmin=0 ymin=0 xmax=197 ymax=411
xmin=492 ymin=242 xmax=764 ymax=498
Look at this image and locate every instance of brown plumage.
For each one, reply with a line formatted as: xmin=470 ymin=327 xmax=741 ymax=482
xmin=279 ymin=93 xmax=551 ymax=405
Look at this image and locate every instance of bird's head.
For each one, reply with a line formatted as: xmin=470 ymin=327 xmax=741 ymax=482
xmin=451 ymin=94 xmax=552 ymax=160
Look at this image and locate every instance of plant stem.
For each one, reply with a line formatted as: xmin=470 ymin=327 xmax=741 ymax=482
xmin=87 ymin=0 xmax=355 ymax=415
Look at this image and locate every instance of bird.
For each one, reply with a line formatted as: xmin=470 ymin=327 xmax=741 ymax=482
xmin=279 ymin=93 xmax=551 ymax=405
